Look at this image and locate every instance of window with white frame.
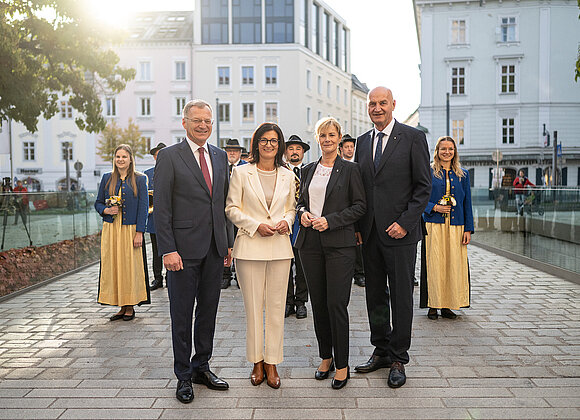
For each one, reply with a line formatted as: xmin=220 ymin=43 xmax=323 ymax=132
xmin=175 ymin=97 xmax=186 ymax=116
xmin=317 ymin=111 xmax=322 ymax=121
xmin=139 ymin=61 xmax=152 ymax=81
xmin=501 ymin=117 xmax=515 ymax=144
xmin=265 ymin=66 xmax=277 ymax=86
xmin=336 ymin=85 xmax=340 ymax=103
xmin=317 ymin=76 xmax=322 ymax=94
xmin=307 ymin=107 xmax=311 ymax=125
xmin=344 ymin=88 xmax=347 ymax=106
xmin=500 ymin=17 xmax=517 ymax=43
xmin=218 ymin=103 xmax=230 ymax=123
xmin=500 ymin=64 xmax=516 ymax=93
xmin=242 ymin=66 xmax=254 ymax=86
xmin=142 ymin=136 xmax=152 ymax=152
xmin=451 ymin=19 xmax=466 ymax=44
xmin=327 ymin=81 xmax=331 ymax=98
xmin=105 ymin=97 xmax=117 ymax=117
xmin=173 ymin=135 xmax=186 ymax=144
xmin=61 ymin=142 xmax=73 ymax=161
xmin=452 ymin=120 xmax=465 ymax=145
xmin=23 ymin=142 xmax=35 ymax=161
xmin=265 ymin=102 xmax=278 ymax=122
xmin=306 ymin=69 xmax=312 ymax=89
xmin=218 ymin=66 xmax=230 ymax=86
xmin=451 ymin=67 xmax=465 ymax=95
xmin=175 ymin=61 xmax=186 ymax=80
xmin=60 ymin=101 xmax=72 ymax=119
xmin=242 ymin=103 xmax=254 ymax=123
xmin=140 ymin=97 xmax=151 ymax=116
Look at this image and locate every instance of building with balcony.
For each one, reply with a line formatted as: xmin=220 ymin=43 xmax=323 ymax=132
xmin=414 ymin=0 xmax=580 ymax=187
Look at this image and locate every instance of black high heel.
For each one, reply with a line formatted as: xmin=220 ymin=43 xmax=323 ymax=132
xmin=331 ymin=366 xmax=350 ymax=389
xmin=315 ymin=358 xmax=335 ymax=380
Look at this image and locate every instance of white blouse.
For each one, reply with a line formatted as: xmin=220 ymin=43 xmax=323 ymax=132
xmin=308 ymin=163 xmax=333 ymax=217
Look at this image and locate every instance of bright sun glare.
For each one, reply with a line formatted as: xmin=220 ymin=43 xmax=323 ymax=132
xmin=86 ymin=0 xmax=135 ymax=28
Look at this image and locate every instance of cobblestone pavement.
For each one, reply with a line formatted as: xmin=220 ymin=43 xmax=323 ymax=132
xmin=0 ymin=244 xmax=578 ymax=419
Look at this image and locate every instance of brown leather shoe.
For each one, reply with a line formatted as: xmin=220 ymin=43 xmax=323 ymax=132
xmin=263 ymin=362 xmax=281 ymax=389
xmin=250 ymin=361 xmax=265 ymax=386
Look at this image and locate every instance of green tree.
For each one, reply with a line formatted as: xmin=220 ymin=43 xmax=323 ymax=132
xmin=0 ymin=0 xmax=135 ymax=133
xmin=96 ymin=119 xmax=147 ymax=163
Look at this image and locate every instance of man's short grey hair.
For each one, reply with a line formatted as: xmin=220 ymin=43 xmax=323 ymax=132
xmin=182 ymin=99 xmax=213 ymax=119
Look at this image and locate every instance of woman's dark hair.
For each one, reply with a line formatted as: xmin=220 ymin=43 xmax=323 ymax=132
xmin=248 ymin=122 xmax=286 ymax=167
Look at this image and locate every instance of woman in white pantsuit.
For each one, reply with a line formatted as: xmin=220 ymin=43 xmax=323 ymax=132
xmin=225 ymin=122 xmax=296 ymax=389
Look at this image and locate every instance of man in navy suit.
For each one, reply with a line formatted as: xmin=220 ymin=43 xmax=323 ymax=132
xmin=154 ymin=100 xmax=233 ymax=403
xmin=354 ymin=87 xmax=431 ymax=388
xmin=144 ymin=142 xmax=166 ymax=291
xmin=221 ymin=138 xmax=247 ymax=289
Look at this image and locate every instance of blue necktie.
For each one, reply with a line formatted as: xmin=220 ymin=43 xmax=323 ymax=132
xmin=374 ymin=132 xmax=385 ymax=170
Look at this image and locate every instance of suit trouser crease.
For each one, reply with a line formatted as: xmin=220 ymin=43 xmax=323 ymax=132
xmin=299 ymin=229 xmax=355 ymax=370
xmin=362 ymin=228 xmax=416 ymax=364
xmin=150 ymin=233 xmax=163 ymax=281
xmin=287 ymin=248 xmax=308 ymax=305
xmin=167 ymin=236 xmax=222 ymax=380
xmin=236 ymin=259 xmax=291 ymax=365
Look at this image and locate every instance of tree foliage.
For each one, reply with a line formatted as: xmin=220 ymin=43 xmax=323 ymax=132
xmin=96 ymin=119 xmax=147 ymax=163
xmin=576 ymin=0 xmax=580 ymax=81
xmin=0 ymin=0 xmax=135 ymax=133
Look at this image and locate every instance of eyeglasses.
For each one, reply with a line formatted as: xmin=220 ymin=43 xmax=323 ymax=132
xmin=184 ymin=117 xmax=213 ymax=125
xmin=258 ymin=138 xmax=279 ymax=146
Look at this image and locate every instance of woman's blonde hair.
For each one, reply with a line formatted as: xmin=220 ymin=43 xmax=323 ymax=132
xmin=315 ymin=117 xmax=342 ymax=139
xmin=107 ymin=144 xmax=140 ymax=197
xmin=432 ymin=136 xmax=465 ymax=179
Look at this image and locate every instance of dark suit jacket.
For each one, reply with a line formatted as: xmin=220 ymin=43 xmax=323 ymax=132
xmin=153 ymin=139 xmax=233 ymax=259
xmin=144 ymin=166 xmax=155 ymax=234
xmin=294 ymin=157 xmax=366 ymax=249
xmin=354 ymin=120 xmax=431 ymax=247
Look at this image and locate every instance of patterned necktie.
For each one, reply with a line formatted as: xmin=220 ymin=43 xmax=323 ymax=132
xmin=293 ymin=166 xmax=300 ymax=179
xmin=293 ymin=166 xmax=300 ymax=201
xmin=374 ymin=132 xmax=385 ymax=170
xmin=198 ymin=147 xmax=212 ymax=196
xmin=229 ymin=163 xmax=234 ymax=176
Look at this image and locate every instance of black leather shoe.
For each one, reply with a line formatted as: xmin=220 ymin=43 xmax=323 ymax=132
xmin=221 ymin=277 xmax=231 ymax=289
xmin=388 ymin=362 xmax=406 ymax=388
xmin=441 ymin=308 xmax=457 ymax=319
xmin=176 ymin=379 xmax=194 ymax=403
xmin=427 ymin=308 xmax=438 ymax=320
xmin=354 ymin=276 xmax=366 ymax=287
xmin=109 ymin=313 xmax=124 ymax=321
xmin=354 ymin=355 xmax=392 ymax=373
xmin=315 ymin=358 xmax=335 ymax=380
xmin=150 ymin=279 xmax=163 ymax=290
xmin=285 ymin=304 xmax=295 ymax=318
xmin=122 ymin=308 xmax=135 ymax=321
xmin=296 ymin=304 xmax=307 ymax=319
xmin=331 ymin=367 xmax=350 ymax=389
xmin=193 ymin=370 xmax=229 ymax=391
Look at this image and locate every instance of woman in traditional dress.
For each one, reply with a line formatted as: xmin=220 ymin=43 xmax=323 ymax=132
xmin=95 ymin=144 xmax=150 ymax=321
xmin=420 ymin=136 xmax=474 ymax=320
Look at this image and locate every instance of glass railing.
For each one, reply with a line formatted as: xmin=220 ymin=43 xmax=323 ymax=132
xmin=471 ymin=187 xmax=580 ymax=275
xmin=0 ymin=191 xmax=102 ymax=297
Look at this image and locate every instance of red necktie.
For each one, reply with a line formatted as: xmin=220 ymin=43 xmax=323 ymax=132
xmin=198 ymin=147 xmax=212 ymax=196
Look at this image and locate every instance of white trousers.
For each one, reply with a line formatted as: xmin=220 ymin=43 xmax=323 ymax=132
xmin=236 ymin=259 xmax=291 ymax=364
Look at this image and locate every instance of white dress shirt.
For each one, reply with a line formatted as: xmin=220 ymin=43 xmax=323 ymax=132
xmin=372 ymin=118 xmax=396 ymax=159
xmin=308 ymin=163 xmax=332 ymax=218
xmin=186 ymin=137 xmax=213 ymax=183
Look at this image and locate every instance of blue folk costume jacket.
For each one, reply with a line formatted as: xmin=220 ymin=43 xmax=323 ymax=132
xmin=422 ymin=168 xmax=474 ymax=233
xmin=95 ymin=172 xmax=148 ymax=232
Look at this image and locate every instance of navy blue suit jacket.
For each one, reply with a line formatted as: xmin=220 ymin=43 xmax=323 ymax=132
xmin=354 ymin=120 xmax=432 ymax=247
xmin=144 ymin=166 xmax=156 ymax=234
xmin=153 ymin=140 xmax=233 ymax=259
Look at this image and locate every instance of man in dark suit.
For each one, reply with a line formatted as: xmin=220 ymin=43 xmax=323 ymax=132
xmin=284 ymin=134 xmax=310 ymax=319
xmin=354 ymin=87 xmax=431 ymax=388
xmin=154 ymin=100 xmax=233 ymax=403
xmin=221 ymin=138 xmax=247 ymax=289
xmin=144 ymin=142 xmax=166 ymax=291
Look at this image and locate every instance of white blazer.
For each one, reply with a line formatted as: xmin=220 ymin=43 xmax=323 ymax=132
xmin=226 ymin=163 xmax=296 ymax=261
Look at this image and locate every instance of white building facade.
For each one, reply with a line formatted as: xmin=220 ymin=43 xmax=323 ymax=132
xmin=414 ymin=0 xmax=580 ymax=188
xmin=192 ymin=0 xmax=352 ymax=161
xmin=351 ymin=74 xmax=370 ymax=137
